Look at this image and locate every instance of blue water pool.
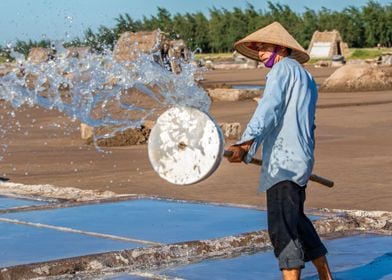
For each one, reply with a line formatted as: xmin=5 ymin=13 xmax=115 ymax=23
xmin=156 ymin=234 xmax=392 ymax=280
xmin=1 ymin=199 xmax=270 ymax=243
xmin=0 ymin=195 xmax=47 ymax=209
xmin=0 ymin=221 xmax=140 ymax=268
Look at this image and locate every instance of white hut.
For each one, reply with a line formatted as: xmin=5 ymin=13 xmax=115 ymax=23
xmin=308 ymin=30 xmax=348 ymax=59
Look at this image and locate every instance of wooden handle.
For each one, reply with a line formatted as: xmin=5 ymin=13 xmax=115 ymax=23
xmin=309 ymin=174 xmax=334 ymax=188
xmin=224 ymin=150 xmax=334 ymax=188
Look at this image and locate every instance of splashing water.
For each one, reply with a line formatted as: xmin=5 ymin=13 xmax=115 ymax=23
xmin=0 ymin=42 xmax=211 ymax=148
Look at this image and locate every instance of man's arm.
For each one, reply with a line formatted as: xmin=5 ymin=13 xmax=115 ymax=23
xmin=228 ymin=65 xmax=289 ymax=163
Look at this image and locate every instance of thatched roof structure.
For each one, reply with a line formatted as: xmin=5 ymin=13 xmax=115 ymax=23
xmin=308 ymin=30 xmax=348 ymax=58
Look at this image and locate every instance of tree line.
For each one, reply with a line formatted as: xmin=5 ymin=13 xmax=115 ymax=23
xmin=1 ymin=1 xmax=391 ymax=58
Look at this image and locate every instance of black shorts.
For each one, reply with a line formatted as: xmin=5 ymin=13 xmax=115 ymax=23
xmin=267 ymin=180 xmax=327 ymax=270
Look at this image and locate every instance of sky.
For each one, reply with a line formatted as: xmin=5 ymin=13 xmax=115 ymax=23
xmin=0 ymin=0 xmax=390 ymax=44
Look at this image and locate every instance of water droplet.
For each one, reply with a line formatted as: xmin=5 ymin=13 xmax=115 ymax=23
xmin=0 ymin=38 xmax=210 ymax=157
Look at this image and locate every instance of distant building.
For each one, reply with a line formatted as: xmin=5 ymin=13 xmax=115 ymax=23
xmin=307 ymin=30 xmax=348 ymax=59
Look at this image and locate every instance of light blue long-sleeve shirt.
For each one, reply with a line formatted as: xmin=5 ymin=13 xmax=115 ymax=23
xmin=237 ymin=57 xmax=317 ymax=192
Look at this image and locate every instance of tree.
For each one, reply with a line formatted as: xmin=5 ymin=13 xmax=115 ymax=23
xmin=362 ymin=1 xmax=384 ymax=47
xmin=193 ymin=12 xmax=210 ymax=52
xmin=301 ymin=8 xmax=319 ymax=48
xmin=156 ymin=7 xmax=173 ymax=34
xmin=385 ymin=4 xmax=392 ymax=47
xmin=114 ymin=13 xmax=142 ymax=36
xmin=338 ymin=7 xmax=365 ymax=48
xmin=173 ymin=13 xmax=195 ymax=46
xmin=266 ymin=2 xmax=303 ymax=47
xmin=141 ymin=15 xmax=159 ymax=31
xmin=96 ymin=26 xmax=117 ymax=51
xmin=208 ymin=8 xmax=226 ymax=52
xmin=2 ymin=2 xmax=391 ymax=55
xmin=226 ymin=7 xmax=248 ymax=50
xmin=244 ymin=3 xmax=261 ymax=33
xmin=142 ymin=7 xmax=173 ymax=34
xmin=84 ymin=28 xmax=99 ymax=50
xmin=376 ymin=3 xmax=392 ymax=47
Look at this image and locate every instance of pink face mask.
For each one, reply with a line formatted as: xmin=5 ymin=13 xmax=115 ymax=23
xmin=264 ymin=46 xmax=280 ymax=68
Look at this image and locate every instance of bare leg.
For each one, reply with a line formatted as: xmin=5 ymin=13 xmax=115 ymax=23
xmin=282 ymin=268 xmax=301 ymax=280
xmin=312 ymin=256 xmax=333 ymax=280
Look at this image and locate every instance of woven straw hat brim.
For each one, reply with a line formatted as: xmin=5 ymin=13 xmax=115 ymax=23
xmin=234 ymin=22 xmax=310 ymax=64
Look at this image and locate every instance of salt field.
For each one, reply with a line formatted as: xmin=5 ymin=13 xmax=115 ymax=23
xmin=105 ymin=234 xmax=392 ymax=280
xmin=0 ymin=194 xmax=390 ymax=279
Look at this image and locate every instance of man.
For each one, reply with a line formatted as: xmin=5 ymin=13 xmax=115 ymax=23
xmin=226 ymin=22 xmax=333 ymax=280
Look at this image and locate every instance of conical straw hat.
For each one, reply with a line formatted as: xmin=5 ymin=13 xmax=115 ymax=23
xmin=234 ymin=21 xmax=309 ymax=64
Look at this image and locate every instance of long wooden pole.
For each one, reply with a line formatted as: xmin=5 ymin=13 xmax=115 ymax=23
xmin=223 ymin=150 xmax=334 ymax=188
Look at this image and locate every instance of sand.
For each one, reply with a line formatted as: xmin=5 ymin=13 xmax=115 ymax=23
xmin=0 ymin=66 xmax=391 ymax=211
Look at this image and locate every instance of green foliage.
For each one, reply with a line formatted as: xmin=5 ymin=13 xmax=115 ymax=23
xmin=192 ymin=12 xmax=209 ymax=52
xmin=83 ymin=26 xmax=117 ymax=52
xmin=0 ymin=45 xmax=11 ymax=62
xmin=63 ymin=37 xmax=84 ymax=48
xmin=12 ymin=39 xmax=51 ymax=58
xmin=2 ymin=2 xmax=392 ymax=55
xmin=114 ymin=13 xmax=142 ymax=36
xmin=0 ymin=54 xmax=8 ymax=64
xmin=349 ymin=48 xmax=383 ymax=59
xmin=172 ymin=13 xmax=196 ymax=47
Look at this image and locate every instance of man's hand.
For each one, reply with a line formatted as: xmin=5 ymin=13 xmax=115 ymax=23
xmin=226 ymin=145 xmax=247 ymax=163
xmin=225 ymin=140 xmax=253 ymax=163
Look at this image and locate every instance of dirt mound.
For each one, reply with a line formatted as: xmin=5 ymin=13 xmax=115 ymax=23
xmin=80 ymin=85 xmax=169 ymax=147
xmin=27 ymin=47 xmax=53 ymax=63
xmin=320 ymin=64 xmax=392 ymax=92
xmin=87 ymin=125 xmax=151 ymax=146
xmin=113 ymin=30 xmax=165 ymax=62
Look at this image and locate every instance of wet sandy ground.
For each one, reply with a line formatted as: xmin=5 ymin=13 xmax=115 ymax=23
xmin=0 ymin=66 xmax=391 ymax=211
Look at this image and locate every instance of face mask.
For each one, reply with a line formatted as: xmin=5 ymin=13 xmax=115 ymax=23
xmin=264 ymin=46 xmax=280 ymax=68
